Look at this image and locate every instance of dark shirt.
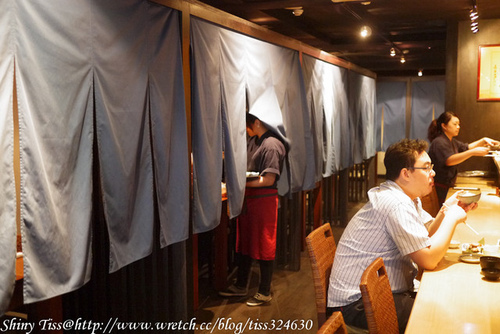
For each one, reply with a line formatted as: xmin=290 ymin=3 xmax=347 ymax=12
xmin=428 ymin=134 xmax=468 ymax=186
xmin=247 ymin=131 xmax=286 ymax=188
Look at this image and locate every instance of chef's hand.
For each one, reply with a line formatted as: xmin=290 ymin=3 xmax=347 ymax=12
xmin=470 ymin=146 xmax=490 ymax=156
xmin=482 ymin=137 xmax=500 ymax=147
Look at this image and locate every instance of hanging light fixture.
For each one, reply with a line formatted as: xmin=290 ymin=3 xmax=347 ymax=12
xmin=390 ymin=48 xmax=396 ymax=57
xmin=360 ymin=25 xmax=372 ymax=38
xmin=400 ymin=56 xmax=405 ymax=64
xmin=418 ymin=69 xmax=423 ymax=77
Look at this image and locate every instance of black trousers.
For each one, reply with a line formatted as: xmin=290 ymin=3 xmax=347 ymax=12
xmin=235 ymin=254 xmax=273 ymax=295
xmin=326 ymin=291 xmax=415 ymax=334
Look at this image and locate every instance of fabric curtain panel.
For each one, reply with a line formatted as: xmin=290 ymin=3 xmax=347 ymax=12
xmin=191 ymin=19 xmax=229 ymax=234
xmin=301 ymin=55 xmax=350 ymax=176
xmin=191 ymin=18 xmax=315 ymax=233
xmin=348 ymin=72 xmax=377 ymax=165
xmin=244 ymin=39 xmax=315 ymax=195
xmin=376 ymin=81 xmax=407 ymax=151
xmin=0 ymin=4 xmax=16 ymax=315
xmin=0 ymin=0 xmax=187 ymax=310
xmin=410 ymin=80 xmax=445 ymax=141
xmin=327 ymin=65 xmax=350 ymax=171
xmin=14 ymin=0 xmax=94 ymax=305
xmin=148 ymin=5 xmax=189 ymax=248
xmin=301 ymin=55 xmax=325 ymax=180
xmin=87 ymin=1 xmax=189 ymax=270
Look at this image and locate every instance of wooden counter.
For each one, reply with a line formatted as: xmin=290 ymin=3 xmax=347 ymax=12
xmin=406 ymin=177 xmax=500 ymax=333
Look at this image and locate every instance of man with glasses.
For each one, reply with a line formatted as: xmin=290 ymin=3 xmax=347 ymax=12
xmin=326 ymin=138 xmax=477 ymax=333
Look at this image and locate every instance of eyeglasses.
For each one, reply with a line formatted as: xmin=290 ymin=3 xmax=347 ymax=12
xmin=411 ymin=164 xmax=434 ymax=173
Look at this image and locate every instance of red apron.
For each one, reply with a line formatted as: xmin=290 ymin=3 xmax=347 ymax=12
xmin=236 ymin=188 xmax=278 ymax=261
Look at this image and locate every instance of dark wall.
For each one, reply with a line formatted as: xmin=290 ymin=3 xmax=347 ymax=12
xmin=446 ymin=19 xmax=500 ymax=174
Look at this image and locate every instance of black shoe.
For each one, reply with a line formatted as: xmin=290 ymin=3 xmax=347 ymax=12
xmin=218 ymin=284 xmax=248 ymax=297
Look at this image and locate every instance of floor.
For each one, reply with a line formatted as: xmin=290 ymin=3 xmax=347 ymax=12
xmin=194 ymin=201 xmax=366 ymax=334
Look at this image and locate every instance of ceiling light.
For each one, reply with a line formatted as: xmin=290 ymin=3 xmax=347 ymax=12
xmin=470 ymin=0 xmax=479 ymax=34
xmin=400 ymin=56 xmax=405 ymax=64
xmin=390 ymin=48 xmax=396 ymax=57
xmin=418 ymin=70 xmax=423 ymax=77
xmin=286 ymin=7 xmax=304 ymax=17
xmin=293 ymin=8 xmax=304 ymax=16
xmin=360 ymin=26 xmax=372 ymax=38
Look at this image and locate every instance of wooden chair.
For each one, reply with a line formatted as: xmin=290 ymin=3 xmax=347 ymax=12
xmin=359 ymin=258 xmax=399 ymax=334
xmin=317 ymin=311 xmax=348 ymax=334
xmin=421 ymin=185 xmax=440 ymax=216
xmin=305 ymin=223 xmax=337 ymax=328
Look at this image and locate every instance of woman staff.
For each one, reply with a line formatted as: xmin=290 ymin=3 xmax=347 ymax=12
xmin=219 ymin=113 xmax=286 ymax=307
xmin=428 ymin=111 xmax=499 ymax=204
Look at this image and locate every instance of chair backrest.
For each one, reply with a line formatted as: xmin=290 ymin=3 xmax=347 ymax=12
xmin=421 ymin=185 xmax=440 ymax=216
xmin=317 ymin=311 xmax=348 ymax=334
xmin=359 ymin=257 xmax=399 ymax=334
xmin=305 ymin=223 xmax=337 ymax=327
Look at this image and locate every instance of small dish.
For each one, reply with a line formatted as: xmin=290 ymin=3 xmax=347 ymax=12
xmin=459 ymin=253 xmax=482 ymax=264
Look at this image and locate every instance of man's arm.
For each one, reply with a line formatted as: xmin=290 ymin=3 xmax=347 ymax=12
xmin=410 ymin=205 xmax=467 ymax=270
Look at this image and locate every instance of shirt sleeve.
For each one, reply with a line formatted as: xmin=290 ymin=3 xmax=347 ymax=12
xmin=260 ymin=138 xmax=285 ymax=176
xmin=454 ymin=138 xmax=469 ymax=153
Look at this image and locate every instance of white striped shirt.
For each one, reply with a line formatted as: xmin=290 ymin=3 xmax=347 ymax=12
xmin=327 ymin=180 xmax=433 ymax=307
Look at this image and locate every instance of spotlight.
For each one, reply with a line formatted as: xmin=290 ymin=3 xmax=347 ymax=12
xmin=360 ymin=26 xmax=372 ymax=38
xmin=390 ymin=48 xmax=396 ymax=57
xmin=293 ymin=8 xmax=304 ymax=16
xmin=418 ymin=70 xmax=423 ymax=77
xmin=400 ymin=56 xmax=405 ymax=64
xmin=286 ymin=7 xmax=304 ymax=17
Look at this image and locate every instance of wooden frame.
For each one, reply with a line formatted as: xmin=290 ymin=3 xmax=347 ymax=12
xmin=477 ymin=44 xmax=500 ymax=101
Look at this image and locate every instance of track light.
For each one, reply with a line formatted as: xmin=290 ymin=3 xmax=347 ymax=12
xmin=286 ymin=7 xmax=304 ymax=17
xmin=470 ymin=1 xmax=479 ymax=34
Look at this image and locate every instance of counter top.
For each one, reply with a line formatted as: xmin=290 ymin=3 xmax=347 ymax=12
xmin=406 ymin=177 xmax=500 ymax=334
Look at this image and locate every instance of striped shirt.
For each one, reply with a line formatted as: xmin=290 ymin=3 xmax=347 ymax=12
xmin=327 ymin=180 xmax=433 ymax=307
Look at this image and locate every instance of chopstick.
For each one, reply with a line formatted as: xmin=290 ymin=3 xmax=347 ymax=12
xmin=464 ymin=222 xmax=479 ymax=235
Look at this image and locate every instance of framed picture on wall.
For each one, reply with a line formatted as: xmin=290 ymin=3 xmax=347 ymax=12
xmin=477 ymin=44 xmax=500 ymax=101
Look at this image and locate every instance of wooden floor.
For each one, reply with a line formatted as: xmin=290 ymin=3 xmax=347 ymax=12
xmin=194 ymin=201 xmax=365 ymax=334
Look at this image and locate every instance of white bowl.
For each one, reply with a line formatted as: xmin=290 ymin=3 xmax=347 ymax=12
xmin=458 ymin=190 xmax=481 ymax=204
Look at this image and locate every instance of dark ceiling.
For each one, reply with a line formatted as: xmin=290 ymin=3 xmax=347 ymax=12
xmin=195 ymin=0 xmax=500 ymax=77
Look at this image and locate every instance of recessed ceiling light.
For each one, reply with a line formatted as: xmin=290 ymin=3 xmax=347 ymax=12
xmin=360 ymin=26 xmax=372 ymax=38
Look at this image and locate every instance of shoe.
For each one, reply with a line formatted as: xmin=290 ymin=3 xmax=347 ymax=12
xmin=246 ymin=293 xmax=272 ymax=306
xmin=218 ymin=284 xmax=248 ymax=297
